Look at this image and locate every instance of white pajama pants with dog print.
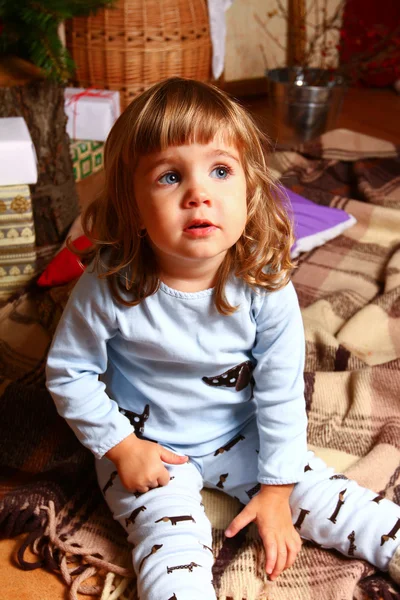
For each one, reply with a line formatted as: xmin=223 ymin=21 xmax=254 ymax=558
xmin=95 ymin=418 xmax=400 ymax=600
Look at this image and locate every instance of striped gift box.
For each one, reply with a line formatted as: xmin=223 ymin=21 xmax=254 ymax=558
xmin=0 ymin=184 xmax=37 ymax=300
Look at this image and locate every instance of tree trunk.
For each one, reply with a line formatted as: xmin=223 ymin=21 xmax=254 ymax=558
xmin=0 ymin=79 xmax=79 ymax=246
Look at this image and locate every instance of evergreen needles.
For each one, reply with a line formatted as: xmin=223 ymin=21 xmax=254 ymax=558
xmin=0 ymin=0 xmax=115 ymax=82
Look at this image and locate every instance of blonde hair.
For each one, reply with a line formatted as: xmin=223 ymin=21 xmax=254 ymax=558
xmin=80 ymin=77 xmax=295 ymax=314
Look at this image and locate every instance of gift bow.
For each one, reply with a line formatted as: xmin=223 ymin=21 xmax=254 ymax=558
xmin=66 ymin=88 xmax=120 ymax=140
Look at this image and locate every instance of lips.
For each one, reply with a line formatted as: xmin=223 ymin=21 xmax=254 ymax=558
xmin=184 ymin=219 xmax=216 ymax=230
xmin=183 ymin=219 xmax=218 ymax=238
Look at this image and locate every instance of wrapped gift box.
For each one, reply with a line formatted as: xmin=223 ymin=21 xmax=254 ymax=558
xmin=65 ymin=87 xmax=120 ymax=142
xmin=70 ymin=140 xmax=104 ymax=183
xmin=0 ymin=184 xmax=37 ymax=300
xmin=0 ymin=118 xmax=38 ymax=185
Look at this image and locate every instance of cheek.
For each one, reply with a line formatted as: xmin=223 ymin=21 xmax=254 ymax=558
xmin=143 ymin=205 xmax=175 ymax=241
xmin=139 ymin=197 xmax=164 ymax=224
xmin=152 ymin=204 xmax=173 ymax=225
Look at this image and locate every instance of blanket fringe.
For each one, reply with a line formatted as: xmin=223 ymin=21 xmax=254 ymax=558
xmin=1 ymin=497 xmax=137 ymax=599
xmin=100 ymin=572 xmax=137 ymax=600
xmin=39 ymin=501 xmax=135 ymax=599
xmin=42 ymin=501 xmax=133 ymax=577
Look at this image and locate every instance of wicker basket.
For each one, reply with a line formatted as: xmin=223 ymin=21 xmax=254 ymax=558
xmin=66 ymin=0 xmax=212 ymax=111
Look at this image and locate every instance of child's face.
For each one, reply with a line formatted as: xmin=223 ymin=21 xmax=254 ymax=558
xmin=133 ymin=137 xmax=247 ymax=277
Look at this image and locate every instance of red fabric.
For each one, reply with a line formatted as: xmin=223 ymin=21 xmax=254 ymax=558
xmin=37 ymin=236 xmax=92 ymax=287
xmin=340 ymin=0 xmax=400 ymax=87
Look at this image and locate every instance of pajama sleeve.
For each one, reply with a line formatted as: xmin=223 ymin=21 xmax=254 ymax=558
xmin=46 ymin=268 xmax=134 ymax=459
xmin=251 ymin=280 xmax=308 ymax=485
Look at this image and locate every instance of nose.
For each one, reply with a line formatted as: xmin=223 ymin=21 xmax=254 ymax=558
xmin=182 ymin=185 xmax=211 ymax=208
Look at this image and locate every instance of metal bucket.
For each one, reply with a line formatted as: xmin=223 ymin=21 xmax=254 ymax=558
xmin=266 ymin=67 xmax=347 ymax=144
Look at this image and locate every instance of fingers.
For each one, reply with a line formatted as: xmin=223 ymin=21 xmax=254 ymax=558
xmin=134 ymin=472 xmax=170 ymax=493
xmin=268 ymin=543 xmax=286 ymax=581
xmin=160 ymin=447 xmax=188 ymax=465
xmin=120 ymin=446 xmax=186 ymax=492
xmin=264 ymin=539 xmax=277 ymax=576
xmin=121 ymin=471 xmax=165 ymax=493
xmin=125 ymin=461 xmax=173 ymax=493
xmin=263 ymin=532 xmax=302 ymax=581
xmin=285 ymin=533 xmax=302 ymax=571
xmin=285 ymin=542 xmax=299 ymax=571
xmin=157 ymin=469 xmax=171 ymax=487
xmin=133 ymin=480 xmax=161 ymax=494
xmin=225 ymin=507 xmax=254 ymax=538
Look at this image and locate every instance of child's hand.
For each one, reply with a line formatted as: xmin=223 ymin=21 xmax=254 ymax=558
xmin=225 ymin=484 xmax=301 ymax=581
xmin=105 ymin=433 xmax=188 ymax=493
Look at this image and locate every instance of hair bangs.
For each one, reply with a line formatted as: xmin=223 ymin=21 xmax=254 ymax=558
xmin=127 ymin=78 xmax=245 ymax=159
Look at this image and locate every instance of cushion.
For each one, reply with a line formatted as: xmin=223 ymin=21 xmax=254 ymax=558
xmin=284 ymin=187 xmax=356 ymax=258
xmin=36 ymin=235 xmax=92 ymax=287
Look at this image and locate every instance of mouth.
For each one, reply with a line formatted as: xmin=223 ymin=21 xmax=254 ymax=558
xmin=184 ymin=219 xmax=216 ymax=231
xmin=183 ymin=219 xmax=218 ymax=238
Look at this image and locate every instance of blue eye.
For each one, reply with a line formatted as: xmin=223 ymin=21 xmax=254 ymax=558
xmin=211 ymin=166 xmax=229 ymax=179
xmin=159 ymin=172 xmax=180 ymax=185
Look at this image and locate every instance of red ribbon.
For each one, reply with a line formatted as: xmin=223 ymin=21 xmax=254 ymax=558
xmin=65 ymin=88 xmax=120 ymax=140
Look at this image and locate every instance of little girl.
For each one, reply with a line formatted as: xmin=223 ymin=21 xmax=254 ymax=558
xmin=46 ymin=77 xmax=400 ymax=600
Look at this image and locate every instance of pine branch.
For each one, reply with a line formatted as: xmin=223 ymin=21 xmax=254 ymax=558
xmin=0 ymin=0 xmax=116 ymax=81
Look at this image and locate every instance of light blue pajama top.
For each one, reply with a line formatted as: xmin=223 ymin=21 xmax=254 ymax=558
xmin=46 ymin=266 xmax=308 ymax=485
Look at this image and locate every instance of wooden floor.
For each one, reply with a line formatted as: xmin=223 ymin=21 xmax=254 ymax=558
xmin=243 ymin=86 xmax=400 ymax=146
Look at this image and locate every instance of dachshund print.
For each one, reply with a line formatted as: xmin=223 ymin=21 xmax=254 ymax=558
xmin=120 ymin=404 xmax=150 ymax=437
xmin=214 ymin=434 xmax=245 ymax=456
xmin=216 ymin=473 xmax=229 ymax=489
xmin=155 ymin=515 xmax=196 ymax=526
xmin=347 ymin=531 xmax=357 ymax=556
xmin=199 ymin=541 xmax=213 ymax=554
xmin=328 ymin=489 xmax=347 ymax=524
xmin=102 ymin=470 xmax=118 ymax=495
xmin=139 ymin=544 xmax=163 ymax=571
xmin=372 ymin=495 xmax=384 ymax=504
xmin=167 ymin=562 xmax=202 ymax=574
xmin=294 ymin=508 xmax=310 ymax=531
xmin=246 ymin=482 xmax=261 ymax=500
xmin=381 ymin=518 xmax=400 ymax=546
xmin=202 ymin=361 xmax=255 ymax=392
xmin=126 ymin=505 xmax=147 ymax=526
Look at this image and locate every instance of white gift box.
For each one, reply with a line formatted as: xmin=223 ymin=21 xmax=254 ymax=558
xmin=0 ymin=118 xmax=38 ymax=186
xmin=65 ymin=87 xmax=121 ymax=142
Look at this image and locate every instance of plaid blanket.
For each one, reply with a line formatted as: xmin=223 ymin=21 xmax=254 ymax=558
xmin=1 ymin=128 xmax=400 ymax=600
